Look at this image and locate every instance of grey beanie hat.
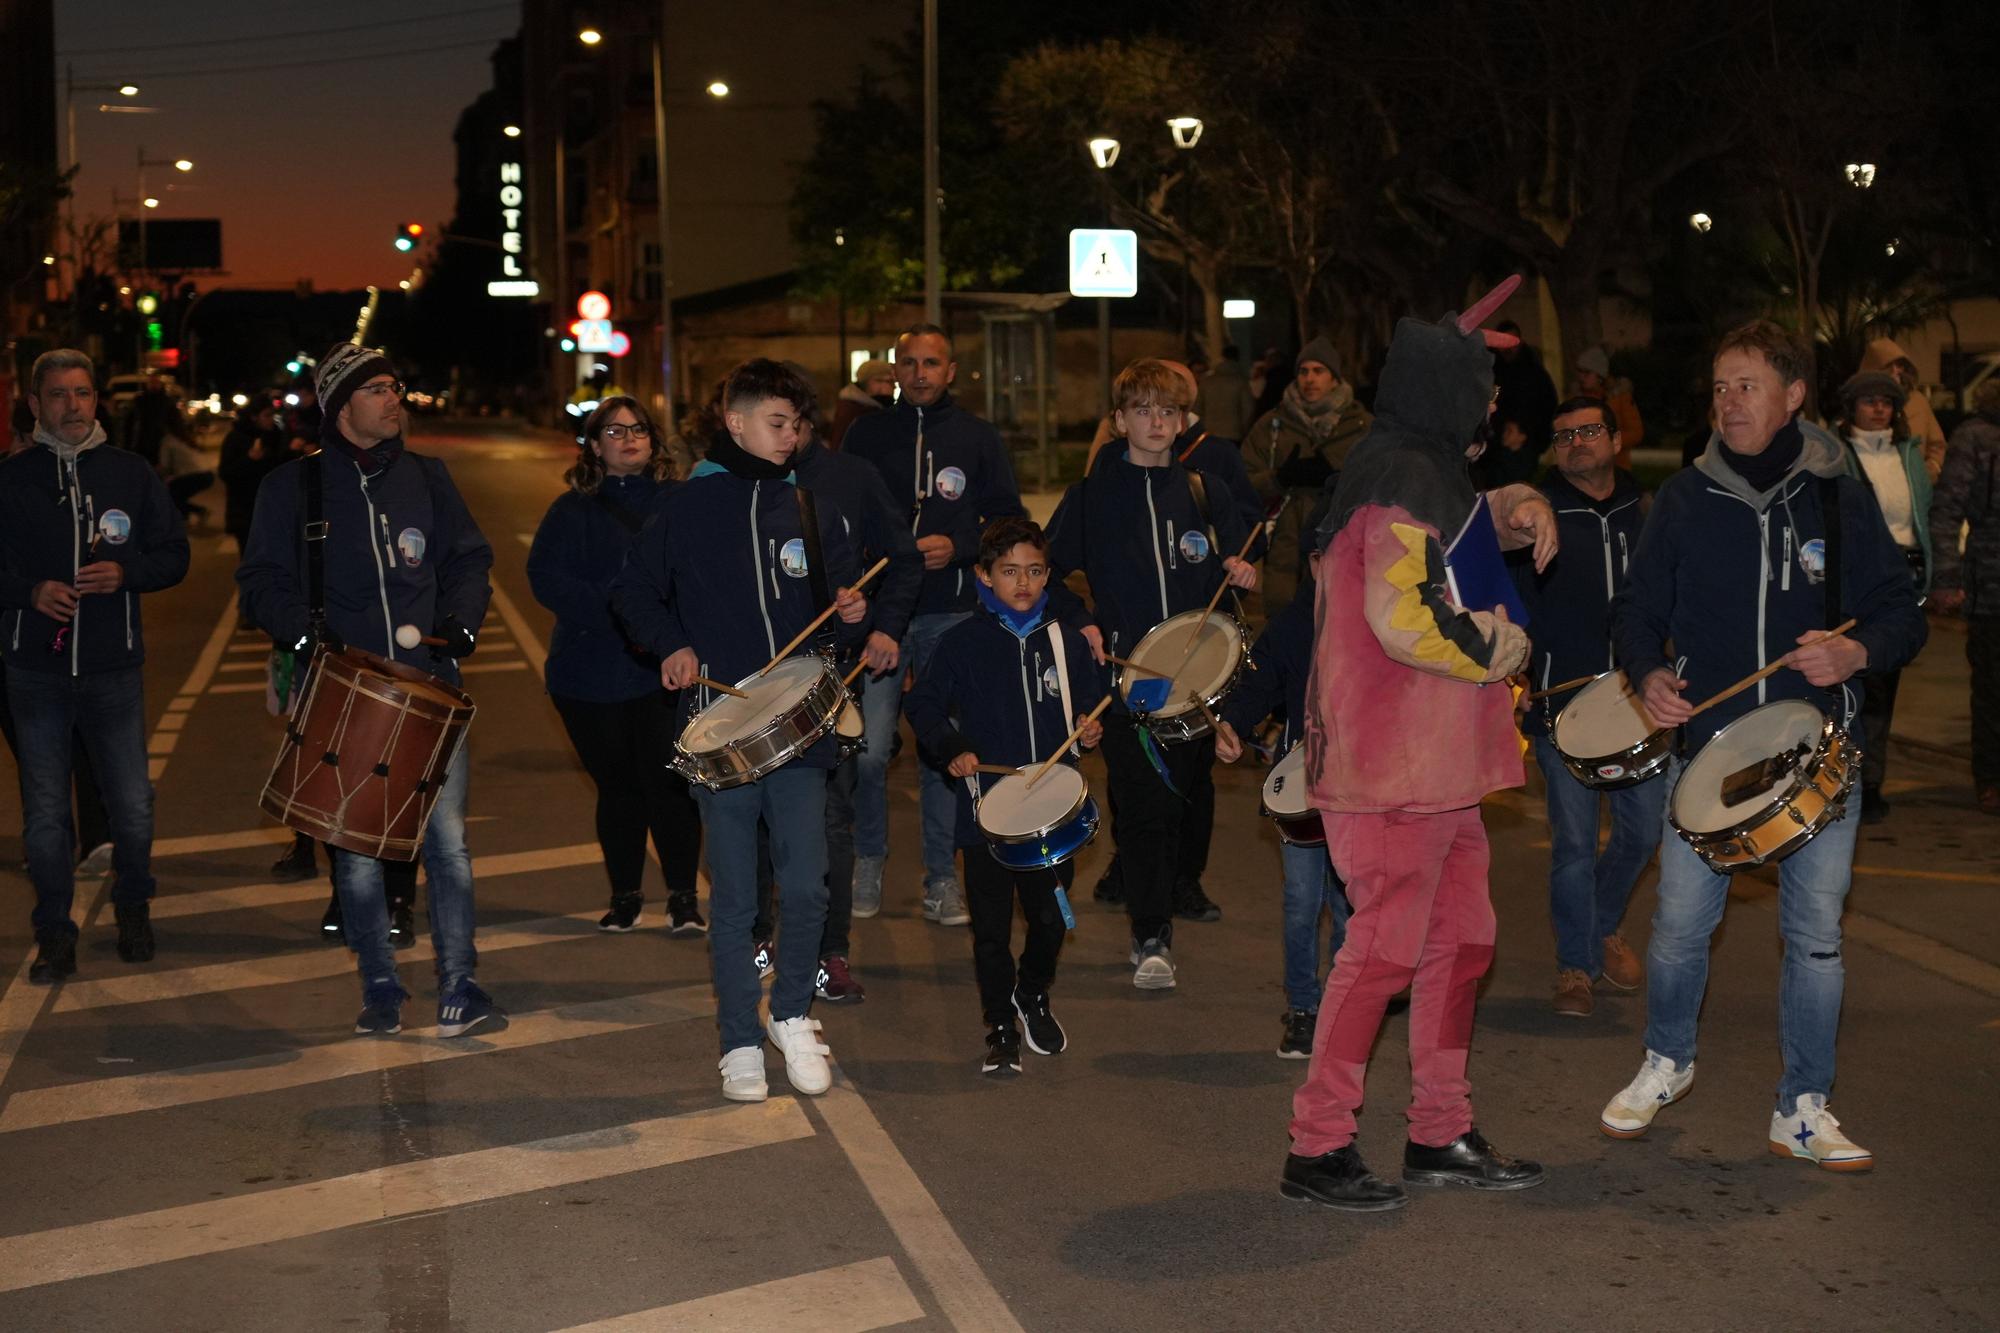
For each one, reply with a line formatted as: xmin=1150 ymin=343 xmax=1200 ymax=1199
xmin=1295 ymin=336 xmax=1340 ymax=376
xmin=1839 ymin=369 xmax=1905 ymax=407
xmin=1575 ymin=345 xmax=1611 ymax=379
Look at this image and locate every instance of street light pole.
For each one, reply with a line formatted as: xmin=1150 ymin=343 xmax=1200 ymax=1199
xmin=922 ymin=0 xmax=940 ymax=324
xmin=651 ymin=23 xmax=675 ymax=417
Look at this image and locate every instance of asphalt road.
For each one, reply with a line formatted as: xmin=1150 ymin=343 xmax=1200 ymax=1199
xmin=0 ymin=419 xmax=1994 ymax=1331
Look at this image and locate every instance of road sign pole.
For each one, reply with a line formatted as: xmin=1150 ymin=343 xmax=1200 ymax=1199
xmin=1098 ymin=297 xmax=1111 ymax=415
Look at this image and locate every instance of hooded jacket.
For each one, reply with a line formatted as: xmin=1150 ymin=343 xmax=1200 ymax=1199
xmin=792 ymin=435 xmax=924 ymax=644
xmin=842 ymin=391 xmax=1026 ymax=618
xmin=526 ymin=472 xmax=667 ymax=703
xmin=1860 ymin=337 xmax=1947 ymax=478
xmin=0 ymin=432 xmax=190 ymax=676
xmin=237 ymin=441 xmax=494 ymax=687
xmin=1512 ymin=469 xmax=1648 ymax=735
xmin=1611 ymin=421 xmax=1927 ymax=755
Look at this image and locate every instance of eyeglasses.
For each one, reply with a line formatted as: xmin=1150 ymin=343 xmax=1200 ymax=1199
xmin=354 ymin=381 xmax=406 ymax=400
xmin=600 ymin=423 xmax=653 ymax=443
xmin=1551 ymin=422 xmax=1611 ymax=447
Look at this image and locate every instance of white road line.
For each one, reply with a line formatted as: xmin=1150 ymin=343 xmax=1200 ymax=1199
xmin=206 ymin=681 xmax=265 ymax=695
xmin=165 ymin=696 xmax=195 ymax=712
xmin=147 ymin=758 xmax=167 ymax=781
xmin=145 ymin=841 xmax=603 ymax=921
xmin=0 ymin=880 xmax=109 ymax=1102
xmin=460 ymin=659 xmax=529 ymax=674
xmin=550 ymin=1257 xmax=923 ymax=1333
xmin=516 ymin=532 xmax=534 ymax=547
xmin=146 ymin=734 xmax=180 ymax=756
xmin=154 ymin=712 xmax=188 ymax=733
xmin=174 ymin=592 xmax=242 ymax=699
xmin=814 ymin=1069 xmax=1024 ymax=1333
xmin=215 ymin=660 xmax=264 ymax=673
xmin=486 ymin=581 xmax=547 ymax=684
xmin=0 ymin=985 xmax=712 ymax=1133
xmin=152 ymin=826 xmax=296 ymax=857
xmin=0 ymin=1099 xmax=814 ymax=1294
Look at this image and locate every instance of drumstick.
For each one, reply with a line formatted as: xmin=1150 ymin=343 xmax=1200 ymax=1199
xmin=971 ymin=763 xmax=1020 ymax=776
xmin=1524 ymin=673 xmax=1598 ymax=703
xmin=1104 ymin=653 xmax=1170 ymax=677
xmin=1189 ymin=692 xmax=1224 ymax=737
xmin=692 ymin=675 xmax=750 ymax=700
xmin=1686 ymin=618 xmax=1858 ymax=719
xmin=756 ymin=556 xmax=891 ymax=677
xmin=1025 ymin=694 xmax=1113 ymax=790
xmin=1167 ymin=522 xmax=1263 ymax=683
xmin=842 ymin=660 xmax=868 ymax=687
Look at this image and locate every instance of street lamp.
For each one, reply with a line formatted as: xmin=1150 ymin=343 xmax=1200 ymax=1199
xmin=502 ymin=124 xmax=521 ymax=138
xmin=135 ymin=147 xmax=194 ymax=274
xmin=577 ymin=26 xmax=603 ymax=44
xmin=1166 ymin=116 xmax=1204 ymax=149
xmin=705 ymin=80 xmax=730 ymax=98
xmin=1844 ymin=162 xmax=1876 ymax=188
xmin=1087 ymin=137 xmax=1121 ymax=170
xmin=1689 ymin=212 xmax=1713 ymax=233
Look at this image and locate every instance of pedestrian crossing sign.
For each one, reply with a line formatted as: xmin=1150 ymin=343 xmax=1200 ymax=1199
xmin=1069 ymin=229 xmax=1139 ymax=298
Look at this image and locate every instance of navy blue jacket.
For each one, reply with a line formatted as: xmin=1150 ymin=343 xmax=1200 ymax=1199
xmin=610 ymin=465 xmax=866 ymax=768
xmin=0 ymin=441 xmax=190 ymax=676
xmin=1045 ymin=448 xmax=1250 ymax=700
xmin=526 ymin=473 xmax=664 ymax=703
xmin=842 ymin=392 xmax=1026 ymax=618
xmin=1512 ymin=469 xmax=1647 ymax=736
xmin=1220 ymin=592 xmax=1313 ymax=755
xmin=237 ymin=444 xmax=494 ymax=687
xmin=905 ymin=602 xmax=1109 ymax=847
xmin=793 ymin=437 xmax=924 ymax=643
xmin=1175 ymin=421 xmax=1267 ymax=563
xmin=1612 ymin=425 xmax=1927 ymax=755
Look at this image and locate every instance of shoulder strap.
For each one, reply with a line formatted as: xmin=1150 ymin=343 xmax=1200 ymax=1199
xmin=1046 ymin=620 xmax=1077 ymax=754
xmin=794 ymin=486 xmax=832 ymax=618
xmin=298 ymin=451 xmax=327 ymax=635
xmin=1820 ymin=475 xmax=1843 ymax=629
xmin=1184 ymin=466 xmax=1245 ymax=621
xmin=592 ymin=489 xmax=645 ymax=535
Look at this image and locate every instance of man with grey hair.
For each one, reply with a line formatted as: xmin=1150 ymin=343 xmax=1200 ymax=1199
xmin=0 ymin=349 xmax=189 ymax=983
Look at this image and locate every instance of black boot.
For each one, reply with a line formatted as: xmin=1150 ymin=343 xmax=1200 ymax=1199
xmin=28 ymin=935 xmax=78 ymax=986
xmin=1280 ymin=1144 xmax=1407 ymax=1212
xmin=115 ymin=902 xmax=156 ymax=963
xmin=1402 ymin=1128 xmax=1545 ymax=1191
xmin=270 ymin=833 xmax=317 ymax=883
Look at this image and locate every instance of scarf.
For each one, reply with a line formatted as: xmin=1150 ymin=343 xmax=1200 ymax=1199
xmin=33 ymin=420 xmax=107 ymax=464
xmin=1849 ymin=427 xmax=1895 ymax=455
xmin=1279 ymin=379 xmax=1353 ymax=442
xmin=695 ymin=428 xmax=795 ymax=483
xmin=1720 ymin=417 xmax=1803 ymax=494
xmin=975 ymin=580 xmax=1047 ymax=639
xmin=325 ymin=427 xmax=404 ymax=476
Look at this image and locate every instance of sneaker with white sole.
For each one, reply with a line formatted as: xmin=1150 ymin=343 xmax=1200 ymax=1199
xmin=922 ymin=876 xmax=971 ymax=927
xmin=1131 ymin=938 xmax=1177 ymax=990
xmin=851 ymin=856 xmax=884 ymax=919
xmin=1768 ymin=1094 xmax=1873 ymax=1172
xmin=1599 ymin=1051 xmax=1694 ymax=1139
xmin=719 ymin=1045 xmax=768 ymax=1102
xmin=767 ymin=1015 xmax=832 ymax=1095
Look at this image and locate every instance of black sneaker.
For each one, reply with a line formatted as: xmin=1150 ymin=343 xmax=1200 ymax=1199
xmin=1402 ymin=1127 xmax=1545 ymax=1191
xmin=1012 ymin=986 xmax=1067 ymax=1055
xmin=1092 ymin=857 xmax=1125 ymax=904
xmin=388 ymin=904 xmax=416 ymax=949
xmin=270 ymin=838 xmax=318 ymax=883
xmin=667 ymin=894 xmax=707 ymax=937
xmin=1172 ymin=881 xmax=1222 ymax=923
xmin=28 ymin=935 xmax=78 ymax=986
xmin=1278 ymin=1008 xmax=1316 ymax=1060
xmin=599 ymin=895 xmax=643 ymax=932
xmin=355 ymin=980 xmax=406 ymax=1036
xmin=1280 ymin=1144 xmax=1408 ymax=1212
xmin=982 ymin=1023 xmax=1022 ymax=1076
xmin=320 ymin=894 xmax=344 ymax=944
xmin=115 ymin=902 xmax=155 ymax=963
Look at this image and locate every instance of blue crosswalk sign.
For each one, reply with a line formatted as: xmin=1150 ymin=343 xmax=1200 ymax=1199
xmin=1069 ymin=229 xmax=1139 ymax=298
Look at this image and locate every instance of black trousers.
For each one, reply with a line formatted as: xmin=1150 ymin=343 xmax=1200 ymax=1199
xmin=1858 ymin=667 xmax=1903 ymax=792
xmin=962 ymin=845 xmax=1071 ymax=1027
xmin=1100 ymin=715 xmax=1216 ymax=942
xmin=1972 ymin=616 xmax=2000 ymax=790
xmin=553 ymin=691 xmax=702 ymax=900
xmin=754 ymin=756 xmax=856 ymax=959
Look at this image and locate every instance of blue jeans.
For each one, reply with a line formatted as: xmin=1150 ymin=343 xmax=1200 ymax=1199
xmin=330 ymin=745 xmax=474 ymax=996
xmin=1533 ymin=735 xmax=1664 ymax=975
xmin=8 ymin=665 xmax=156 ymax=941
xmin=852 ymin=611 xmax=965 ymax=884
xmin=694 ymin=764 xmax=828 ymax=1054
xmin=1280 ymin=840 xmax=1351 ymax=1012
xmin=1644 ymin=759 xmax=1860 ymax=1109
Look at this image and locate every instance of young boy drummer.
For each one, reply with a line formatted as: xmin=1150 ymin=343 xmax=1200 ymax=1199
xmin=1045 ymin=358 xmax=1258 ymax=991
xmin=906 ymin=517 xmax=1107 ymax=1074
xmin=611 ymin=359 xmax=870 ymax=1103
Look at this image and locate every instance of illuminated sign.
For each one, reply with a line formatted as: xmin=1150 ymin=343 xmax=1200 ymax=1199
xmin=498 ymin=161 xmax=525 ymax=280
xmin=577 ymin=290 xmax=611 ymax=320
xmin=487 ymin=280 xmax=540 ymax=297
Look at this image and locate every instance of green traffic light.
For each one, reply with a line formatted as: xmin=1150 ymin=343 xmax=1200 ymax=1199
xmin=395 ymin=237 xmax=415 ymax=252
xmin=145 ymin=320 xmax=164 ymax=350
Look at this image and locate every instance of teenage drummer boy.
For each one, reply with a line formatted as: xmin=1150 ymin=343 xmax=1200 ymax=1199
xmin=1045 ymin=358 xmax=1257 ymax=992
xmin=906 ymin=516 xmax=1107 ymax=1075
xmin=611 ymin=358 xmax=869 ymax=1105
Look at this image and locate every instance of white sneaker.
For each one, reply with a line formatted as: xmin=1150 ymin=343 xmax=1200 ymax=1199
xmin=1599 ymin=1051 xmax=1694 ymax=1139
xmin=78 ymin=843 xmax=113 ymax=877
xmin=1131 ymin=939 xmax=1177 ymax=991
xmin=767 ymin=1015 xmax=832 ymax=1095
xmin=1769 ymin=1094 xmax=1873 ymax=1172
xmin=719 ymin=1045 xmax=767 ymax=1103
xmin=922 ymin=877 xmax=970 ymax=927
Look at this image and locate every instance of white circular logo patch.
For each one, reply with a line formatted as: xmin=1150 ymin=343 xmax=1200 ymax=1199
xmin=780 ymin=538 xmax=810 ymax=578
xmin=397 ymin=528 xmax=427 ymax=568
xmin=1798 ymin=537 xmax=1826 ymax=584
xmin=1178 ymin=530 xmax=1210 ymax=563
xmin=97 ymin=509 xmax=132 ymax=545
xmin=935 ymin=466 xmax=967 ymax=501
xmin=1041 ymin=664 xmax=1061 ymax=695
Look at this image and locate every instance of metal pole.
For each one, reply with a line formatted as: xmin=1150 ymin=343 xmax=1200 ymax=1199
xmin=1035 ymin=314 xmax=1050 ymax=489
xmin=554 ymin=134 xmax=569 ymax=413
xmin=651 ymin=28 xmax=676 ymax=417
xmin=1097 ymin=297 xmax=1111 ymax=416
xmin=922 ymin=0 xmax=940 ymax=323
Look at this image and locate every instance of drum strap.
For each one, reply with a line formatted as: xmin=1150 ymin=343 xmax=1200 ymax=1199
xmin=1818 ymin=476 xmax=1843 ymax=629
xmin=299 ymin=450 xmax=327 ymax=640
xmin=1047 ymin=622 xmax=1077 ymax=753
xmin=794 ymin=486 xmax=834 ymax=626
xmin=1185 ymin=467 xmax=1247 ymax=622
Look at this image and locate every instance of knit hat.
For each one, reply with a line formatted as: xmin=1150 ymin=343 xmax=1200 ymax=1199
xmin=1296 ymin=337 xmax=1340 ymax=377
xmin=1574 ymin=345 xmax=1611 ymax=379
xmin=1839 ymin=369 xmax=1904 ymax=407
xmin=316 ymin=342 xmax=397 ymax=426
xmin=854 ymin=358 xmax=893 ymax=385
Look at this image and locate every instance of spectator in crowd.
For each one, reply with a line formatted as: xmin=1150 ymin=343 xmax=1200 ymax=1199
xmin=1242 ymin=338 xmax=1372 ymax=610
xmin=1253 ymin=345 xmax=1292 ymax=417
xmin=1573 ymin=345 xmax=1645 ymax=469
xmin=1479 ymin=320 xmax=1558 ymax=489
xmin=1860 ymin=338 xmax=1947 ymax=479
xmin=828 ymin=359 xmax=895 ymax=450
xmin=1197 ymin=343 xmax=1257 ymax=441
xmin=1929 ymin=379 xmax=2000 ymax=813
xmin=218 ymin=397 xmax=285 ymax=561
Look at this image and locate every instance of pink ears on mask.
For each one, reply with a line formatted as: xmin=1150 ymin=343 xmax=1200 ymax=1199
xmin=1456 ymin=274 xmax=1523 ymax=348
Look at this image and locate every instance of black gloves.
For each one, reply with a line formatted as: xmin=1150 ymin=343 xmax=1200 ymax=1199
xmin=433 ymin=614 xmax=477 ymax=659
xmin=1276 ymin=452 xmax=1334 ymax=492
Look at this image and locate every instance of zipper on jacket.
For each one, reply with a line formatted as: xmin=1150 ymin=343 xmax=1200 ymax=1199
xmin=1756 ymin=511 xmax=1771 ymax=704
xmin=1781 ymin=527 xmax=1793 ymax=592
xmin=1142 ymin=473 xmax=1169 ymax=618
xmin=125 ymin=590 xmax=133 ymax=651
xmin=65 ymin=460 xmax=84 ymax=677
xmin=766 ymin=537 xmax=781 ymax=601
xmin=358 ymin=470 xmax=397 ymax=660
xmin=749 ymin=482 xmax=777 ymax=656
xmin=1618 ymin=530 xmax=1630 ymax=578
xmin=910 ymin=406 xmax=928 ymax=531
xmin=1016 ymin=638 xmax=1040 ymax=757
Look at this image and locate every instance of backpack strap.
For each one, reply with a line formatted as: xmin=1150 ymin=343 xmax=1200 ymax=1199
xmin=298 ymin=450 xmax=327 ymax=640
xmin=1819 ymin=475 xmax=1843 ymax=629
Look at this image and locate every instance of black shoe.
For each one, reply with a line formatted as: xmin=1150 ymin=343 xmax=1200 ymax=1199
xmin=982 ymin=1023 xmax=1022 ymax=1076
xmin=1012 ymin=986 xmax=1067 ymax=1055
xmin=28 ymin=935 xmax=78 ymax=986
xmin=1861 ymin=788 xmax=1890 ymax=824
xmin=320 ymin=895 xmax=344 ymax=944
xmin=1092 ymin=857 xmax=1124 ymax=904
xmin=1280 ymin=1144 xmax=1407 ymax=1212
xmin=667 ymin=894 xmax=708 ymax=937
xmin=1402 ymin=1127 xmax=1545 ymax=1191
xmin=388 ymin=904 xmax=416 ymax=948
xmin=115 ymin=902 xmax=155 ymax=963
xmin=1172 ymin=881 xmax=1222 ymax=923
xmin=599 ymin=894 xmax=643 ymax=933
xmin=270 ymin=840 xmax=318 ymax=883
xmin=1278 ymin=1008 xmax=1316 ymax=1060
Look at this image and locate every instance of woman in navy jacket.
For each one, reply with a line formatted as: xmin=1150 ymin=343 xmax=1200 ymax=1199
xmin=527 ymin=397 xmax=703 ymax=935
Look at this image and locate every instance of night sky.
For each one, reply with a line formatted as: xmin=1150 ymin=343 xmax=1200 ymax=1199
xmin=56 ymin=0 xmax=519 ymax=291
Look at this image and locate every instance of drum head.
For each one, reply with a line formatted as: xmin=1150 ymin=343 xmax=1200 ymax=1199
xmin=1673 ymin=700 xmax=1826 ymax=833
xmin=682 ymin=658 xmax=823 ymax=753
xmin=1262 ymin=746 xmax=1312 ymax=816
xmin=836 ymin=699 xmax=864 ymax=738
xmin=1123 ymin=612 xmax=1243 ymax=716
xmin=1553 ymin=672 xmax=1655 ymax=758
xmin=978 ymin=766 xmax=1086 ymax=838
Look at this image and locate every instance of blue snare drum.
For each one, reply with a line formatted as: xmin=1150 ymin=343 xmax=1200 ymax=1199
xmin=977 ymin=765 xmax=1100 ymax=871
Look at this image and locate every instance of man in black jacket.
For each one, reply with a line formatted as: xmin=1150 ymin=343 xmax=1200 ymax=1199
xmin=1 ymin=349 xmax=190 ymax=983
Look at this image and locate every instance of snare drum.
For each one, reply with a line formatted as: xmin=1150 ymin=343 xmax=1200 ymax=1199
xmin=1117 ymin=610 xmax=1248 ymax=744
xmin=259 ymin=647 xmax=475 ymax=860
xmin=1669 ymin=699 xmax=1858 ymax=874
xmin=673 ymin=656 xmax=844 ymax=790
xmin=1259 ymin=745 xmax=1326 ymax=846
xmin=834 ymin=696 xmax=865 ymax=761
xmin=1551 ymin=671 xmax=1671 ymax=789
xmin=976 ymin=765 xmax=1100 ymax=871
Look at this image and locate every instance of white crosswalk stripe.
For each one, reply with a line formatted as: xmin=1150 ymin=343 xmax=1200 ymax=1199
xmin=549 ymin=1258 xmax=924 ymax=1333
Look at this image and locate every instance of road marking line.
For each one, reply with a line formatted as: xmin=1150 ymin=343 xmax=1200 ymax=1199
xmin=0 ymin=1100 xmax=813 ymax=1294
xmin=153 ymin=826 xmax=296 ymax=857
xmin=154 ymin=713 xmax=188 ymax=733
xmin=486 ymin=581 xmax=547 ymax=684
xmin=1853 ymin=862 xmax=2000 ymax=887
xmin=147 ymin=758 xmax=167 ymax=781
xmin=813 ymin=1068 xmax=1024 ymax=1333
xmin=516 ymin=532 xmax=533 ymax=547
xmin=175 ymin=592 xmax=242 ymax=699
xmin=51 ymin=911 xmax=610 ymax=1013
xmin=460 ymin=660 xmax=529 ymax=674
xmin=206 ymin=681 xmax=265 ymax=695
xmin=0 ymin=879 xmax=109 ymax=1100
xmin=165 ymin=696 xmax=195 ymax=712
xmin=224 ymin=642 xmax=265 ymax=654
xmin=550 ymin=1257 xmax=923 ymax=1333
xmin=215 ymin=659 xmax=263 ymax=673
xmin=0 ymin=985 xmax=712 ymax=1133
xmin=146 ymin=733 xmax=180 ymax=756
xmin=144 ymin=842 xmax=603 ymax=921
xmin=1841 ymin=912 xmax=2000 ymax=999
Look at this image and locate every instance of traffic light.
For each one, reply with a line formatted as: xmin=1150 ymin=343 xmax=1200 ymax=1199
xmin=393 ymin=221 xmax=425 ymax=253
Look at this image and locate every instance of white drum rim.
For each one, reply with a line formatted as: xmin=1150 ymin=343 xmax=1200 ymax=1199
xmin=1552 ymin=671 xmax=1659 ymax=760
xmin=1671 ymin=699 xmax=1832 ymax=835
xmin=1121 ymin=611 xmax=1244 ymax=717
xmin=680 ymin=657 xmax=826 ymax=755
xmin=978 ymin=765 xmax=1088 ymax=840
